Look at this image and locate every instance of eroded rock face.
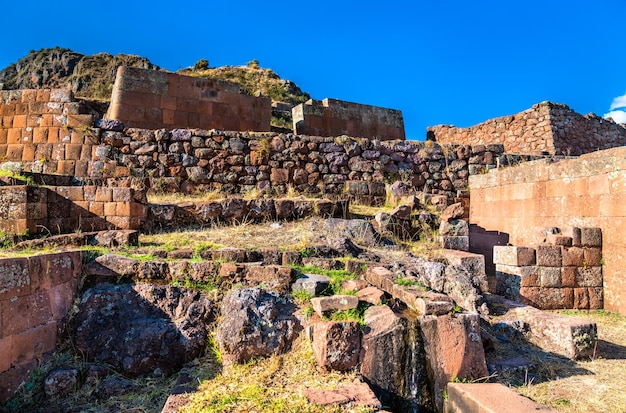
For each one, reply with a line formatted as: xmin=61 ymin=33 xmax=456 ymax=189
xmin=71 ymin=283 xmax=216 ymax=376
xmin=311 ymin=321 xmax=361 ymax=372
xmin=216 ymin=288 xmax=302 ymax=364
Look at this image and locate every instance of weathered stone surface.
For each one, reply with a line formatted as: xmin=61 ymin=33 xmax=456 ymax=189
xmin=216 ymin=288 xmax=301 ymax=364
xmin=493 ymin=246 xmax=536 ymax=266
xmin=44 ymin=368 xmax=78 ymax=397
xmin=536 ymin=244 xmax=562 ymax=267
xmin=360 ymin=305 xmax=433 ymax=411
xmin=445 ymin=383 xmax=557 ymax=413
xmin=441 ymin=202 xmax=464 ymax=222
xmin=439 ymin=219 xmax=469 ymax=236
xmin=310 ymin=219 xmax=384 ymax=247
xmin=357 ymin=286 xmax=385 ymax=305
xmin=419 ymin=313 xmax=489 ymax=412
xmin=442 ymin=265 xmax=487 ymax=314
xmin=488 ymin=295 xmax=597 ymax=359
xmin=244 ymin=265 xmax=293 ymax=292
xmin=311 ymin=321 xmax=361 ymax=371
xmin=304 ymin=383 xmax=381 ymax=408
xmin=292 ymin=273 xmax=331 ymax=296
xmin=439 ymin=235 xmax=469 ymax=251
xmin=311 ymin=295 xmax=359 ymax=317
xmin=580 ymin=227 xmax=602 ymax=247
xmin=360 ymin=306 xmax=406 ymax=405
xmin=85 ymin=254 xmax=140 ymax=278
xmin=441 ymin=250 xmax=487 ymax=291
xmin=71 ymin=283 xmax=215 ymax=376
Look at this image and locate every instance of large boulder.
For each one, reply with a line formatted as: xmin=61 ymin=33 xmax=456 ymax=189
xmin=71 ymin=283 xmax=216 ymax=376
xmin=360 ymin=306 xmax=433 ymax=412
xmin=216 ymin=288 xmax=302 ymax=364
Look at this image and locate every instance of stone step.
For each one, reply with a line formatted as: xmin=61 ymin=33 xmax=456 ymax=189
xmin=445 ymin=382 xmax=556 ymax=412
xmin=364 ymin=266 xmax=453 ymax=315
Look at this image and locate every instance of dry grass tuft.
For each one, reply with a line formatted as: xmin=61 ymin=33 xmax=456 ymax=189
xmin=180 ymin=334 xmax=374 ymax=413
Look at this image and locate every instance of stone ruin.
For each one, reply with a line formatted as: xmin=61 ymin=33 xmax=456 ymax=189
xmin=0 ymin=66 xmax=624 ymax=412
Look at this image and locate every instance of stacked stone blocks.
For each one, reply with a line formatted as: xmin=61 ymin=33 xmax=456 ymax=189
xmin=495 ymin=228 xmax=603 ymax=310
xmin=0 ymin=252 xmax=82 ymax=402
xmin=0 ymin=89 xmax=94 ymax=178
xmin=292 ymin=98 xmax=405 ymax=141
xmin=105 ymin=66 xmax=271 ymax=132
xmin=0 ymin=185 xmax=147 ymax=235
xmin=429 ymin=101 xmax=626 ymax=156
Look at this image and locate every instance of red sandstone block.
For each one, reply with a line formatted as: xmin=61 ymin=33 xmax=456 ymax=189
xmin=66 ymin=114 xmax=93 ymax=129
xmin=46 ymin=127 xmax=60 ymax=143
xmin=74 ymin=160 xmax=89 ymax=178
xmin=0 ymin=336 xmax=13 ymax=371
xmin=173 ymin=110 xmax=189 ymax=126
xmin=39 ymin=114 xmax=52 ymax=127
xmin=106 ymin=216 xmax=133 ymax=229
xmin=574 ymin=288 xmax=589 ymax=309
xmin=575 ymin=267 xmax=602 ymax=287
xmin=0 ymin=129 xmax=7 ymax=144
xmin=26 ymin=115 xmax=41 ymax=128
xmin=64 ymin=144 xmax=82 ymax=160
xmin=32 ymin=127 xmax=48 ymax=144
xmin=103 ymin=202 xmax=117 ymax=216
xmin=583 ymin=248 xmax=602 ymax=267
xmin=588 ymin=174 xmax=610 ymax=196
xmin=130 ymin=202 xmax=147 ymax=217
xmin=21 ymin=145 xmax=36 ymax=162
xmin=0 ymin=116 xmax=12 ymax=128
xmin=56 ymin=161 xmax=76 ymax=176
xmin=493 ymin=246 xmax=536 ymax=266
xmin=7 ymin=128 xmax=22 ymax=145
xmin=161 ymin=95 xmax=177 ymax=110
xmin=36 ymin=89 xmax=51 ymax=102
xmin=536 ymin=244 xmax=562 ymax=267
xmin=88 ymin=201 xmax=104 ymax=216
xmin=0 ymin=296 xmax=31 ymax=336
xmin=48 ymin=280 xmax=78 ymax=321
xmin=12 ymin=321 xmax=57 ymax=367
xmin=0 ymin=257 xmax=31 ymax=300
xmin=0 ymin=360 xmax=37 ymax=403
xmin=12 ymin=115 xmax=26 ymax=128
xmin=588 ymin=287 xmax=603 ymax=309
xmin=562 ymin=247 xmax=584 ymax=267
xmin=112 ymin=188 xmax=132 ymax=202
xmin=6 ymin=144 xmax=24 ymax=160
xmin=83 ymin=186 xmax=96 ymax=202
xmin=163 ymin=109 xmax=175 ymax=125
xmin=561 ymin=267 xmax=577 ymax=288
xmin=69 ymin=130 xmax=84 ymax=145
xmin=546 ymin=234 xmax=572 ymax=246
xmin=520 ymin=287 xmax=574 ymax=310
xmin=115 ymin=202 xmax=131 ymax=216
xmin=113 ymin=166 xmax=130 ymax=178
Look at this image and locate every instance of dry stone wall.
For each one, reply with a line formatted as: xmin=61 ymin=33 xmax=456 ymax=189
xmin=0 ymin=251 xmax=82 ymax=403
xmin=0 ymin=184 xmax=147 ymax=235
xmin=469 ymin=146 xmax=626 ymax=315
xmin=428 ymin=101 xmax=626 ymax=156
xmin=494 ymin=228 xmax=603 ymax=310
xmin=292 ymin=98 xmax=405 ymax=141
xmin=105 ymin=66 xmax=271 ymax=131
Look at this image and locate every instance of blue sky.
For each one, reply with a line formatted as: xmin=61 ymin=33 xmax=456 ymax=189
xmin=2 ymin=0 xmax=625 ymax=140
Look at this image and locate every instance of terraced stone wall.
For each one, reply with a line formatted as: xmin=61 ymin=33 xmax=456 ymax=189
xmin=105 ymin=66 xmax=271 ymax=131
xmin=0 ymin=185 xmax=147 ymax=235
xmin=469 ymin=146 xmax=626 ymax=315
xmin=429 ymin=101 xmax=626 ymax=156
xmin=0 ymin=252 xmax=82 ymax=403
xmin=292 ymin=98 xmax=405 ymax=141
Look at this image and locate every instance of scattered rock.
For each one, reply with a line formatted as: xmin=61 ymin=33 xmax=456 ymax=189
xmin=357 ymin=286 xmax=385 ymax=305
xmin=216 ymin=288 xmax=302 ymax=364
xmin=305 ymin=383 xmax=381 ymax=408
xmin=44 ymin=368 xmax=78 ymax=397
xmin=311 ymin=295 xmax=359 ymax=317
xmin=441 ymin=202 xmax=465 ymax=222
xmin=95 ymin=376 xmax=137 ymax=398
xmin=292 ymin=274 xmax=331 ymax=296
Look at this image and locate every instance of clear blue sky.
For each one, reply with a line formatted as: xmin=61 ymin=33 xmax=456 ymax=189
xmin=2 ymin=0 xmax=626 ymax=140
